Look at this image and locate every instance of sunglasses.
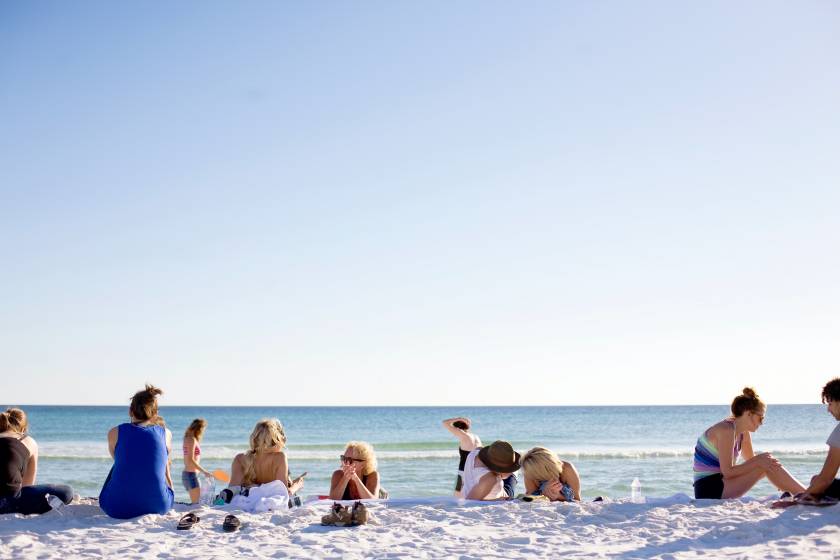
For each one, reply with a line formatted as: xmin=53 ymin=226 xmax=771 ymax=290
xmin=340 ymin=455 xmax=365 ymax=463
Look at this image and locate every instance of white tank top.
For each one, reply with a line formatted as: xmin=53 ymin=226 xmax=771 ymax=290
xmin=461 ymin=449 xmax=506 ymax=500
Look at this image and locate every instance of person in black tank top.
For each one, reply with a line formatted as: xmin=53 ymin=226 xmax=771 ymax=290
xmin=329 ymin=441 xmax=381 ymax=500
xmin=0 ymin=437 xmax=30 ymax=498
xmin=342 ymin=474 xmax=369 ymax=500
xmin=0 ymin=408 xmax=74 ymax=515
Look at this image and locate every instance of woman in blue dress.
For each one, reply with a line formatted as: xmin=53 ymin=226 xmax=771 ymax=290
xmin=99 ymin=385 xmax=174 ymax=519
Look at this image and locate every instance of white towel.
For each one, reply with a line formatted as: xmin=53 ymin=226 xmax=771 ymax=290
xmin=229 ymin=481 xmax=290 ymax=513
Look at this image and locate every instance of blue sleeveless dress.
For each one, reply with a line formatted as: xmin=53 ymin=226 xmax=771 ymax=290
xmin=99 ymin=423 xmax=174 ymax=519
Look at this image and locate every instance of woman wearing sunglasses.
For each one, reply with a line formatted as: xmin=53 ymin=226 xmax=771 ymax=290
xmin=693 ymin=387 xmax=805 ymax=499
xmin=328 ymin=441 xmax=380 ymax=500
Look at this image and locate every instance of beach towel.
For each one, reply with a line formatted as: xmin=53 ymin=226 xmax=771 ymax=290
xmin=229 ymin=481 xmax=290 ymax=513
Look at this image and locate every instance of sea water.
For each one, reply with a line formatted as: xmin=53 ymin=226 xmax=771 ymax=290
xmin=7 ymin=405 xmax=834 ymax=503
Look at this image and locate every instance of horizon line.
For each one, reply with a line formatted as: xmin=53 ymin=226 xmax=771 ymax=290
xmin=2 ymin=402 xmax=824 ymax=408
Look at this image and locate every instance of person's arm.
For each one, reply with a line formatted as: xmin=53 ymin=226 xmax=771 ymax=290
xmin=524 ymin=475 xmax=539 ymax=495
xmin=715 ymin=426 xmax=776 ymax=479
xmin=277 ymin=451 xmax=305 ymax=494
xmin=164 ymin=428 xmax=174 ymax=489
xmin=21 ymin=438 xmax=38 ymax=486
xmin=561 ymin=461 xmax=582 ymax=501
xmin=107 ymin=426 xmax=119 ymax=459
xmin=354 ymin=471 xmax=379 ymax=499
xmin=183 ymin=438 xmax=211 ymax=476
xmin=442 ymin=418 xmax=479 ymax=451
xmin=329 ymin=469 xmax=351 ymax=500
xmin=805 ymin=446 xmax=840 ymax=495
xmin=229 ymin=454 xmax=245 ymax=487
xmin=740 ymin=431 xmax=755 ymax=460
xmin=467 ymin=472 xmax=503 ymax=500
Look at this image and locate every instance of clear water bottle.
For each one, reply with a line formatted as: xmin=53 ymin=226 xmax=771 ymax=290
xmin=45 ymin=494 xmax=65 ymax=515
xmin=200 ymin=474 xmax=216 ymax=505
xmin=630 ymin=478 xmax=644 ymax=503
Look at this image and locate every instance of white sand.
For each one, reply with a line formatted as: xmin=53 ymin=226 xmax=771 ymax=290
xmin=2 ymin=496 xmax=838 ymax=559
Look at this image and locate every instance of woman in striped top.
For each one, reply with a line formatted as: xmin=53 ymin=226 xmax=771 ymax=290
xmin=693 ymin=388 xmax=805 ymax=499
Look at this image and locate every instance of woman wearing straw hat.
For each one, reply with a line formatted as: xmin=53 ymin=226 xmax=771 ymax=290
xmin=462 ymin=441 xmax=521 ymax=500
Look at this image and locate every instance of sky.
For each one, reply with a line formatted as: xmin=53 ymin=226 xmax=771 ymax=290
xmin=1 ymin=1 xmax=839 ymax=406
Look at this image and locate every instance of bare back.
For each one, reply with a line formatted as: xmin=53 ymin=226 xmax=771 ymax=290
xmin=246 ymin=451 xmax=287 ymax=486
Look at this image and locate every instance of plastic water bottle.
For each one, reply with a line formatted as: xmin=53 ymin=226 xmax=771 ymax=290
xmin=200 ymin=474 xmax=216 ymax=505
xmin=630 ymin=478 xmax=644 ymax=503
xmin=45 ymin=494 xmax=65 ymax=515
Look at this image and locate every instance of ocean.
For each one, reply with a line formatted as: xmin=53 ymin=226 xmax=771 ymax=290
xmin=7 ymin=405 xmax=835 ymax=503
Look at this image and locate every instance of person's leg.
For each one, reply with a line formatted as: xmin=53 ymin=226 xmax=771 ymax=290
xmin=182 ymin=471 xmax=200 ymax=504
xmin=764 ymin=465 xmax=806 ymax=494
xmin=14 ymin=484 xmax=73 ymax=514
xmin=824 ymin=479 xmax=840 ymax=499
xmin=722 ymin=470 xmax=766 ymax=499
xmin=503 ymin=474 xmax=517 ymax=499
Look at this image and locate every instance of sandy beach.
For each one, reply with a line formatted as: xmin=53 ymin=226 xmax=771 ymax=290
xmin=2 ymin=496 xmax=838 ymax=559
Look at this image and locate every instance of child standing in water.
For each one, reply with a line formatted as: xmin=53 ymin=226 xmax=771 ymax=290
xmin=182 ymin=418 xmax=212 ymax=504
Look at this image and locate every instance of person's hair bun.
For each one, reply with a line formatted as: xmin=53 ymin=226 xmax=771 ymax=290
xmin=145 ymin=384 xmax=163 ymax=397
xmin=130 ymin=384 xmax=163 ymax=422
xmin=731 ymin=386 xmax=764 ymax=417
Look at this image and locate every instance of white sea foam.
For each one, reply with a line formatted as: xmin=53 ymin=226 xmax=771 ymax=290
xmin=37 ymin=441 xmax=830 ymax=461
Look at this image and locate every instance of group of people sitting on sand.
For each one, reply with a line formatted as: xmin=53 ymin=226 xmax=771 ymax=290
xmin=2 ymin=378 xmax=840 ymax=518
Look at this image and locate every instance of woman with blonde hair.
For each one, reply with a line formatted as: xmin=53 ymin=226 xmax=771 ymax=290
xmin=182 ymin=418 xmax=212 ymax=504
xmin=328 ymin=441 xmax=380 ymax=500
xmin=229 ymin=419 xmax=304 ymax=494
xmin=693 ymin=387 xmax=805 ymax=499
xmin=0 ymin=408 xmax=74 ymax=514
xmin=99 ymin=385 xmax=174 ymax=519
xmin=521 ymin=447 xmax=581 ymax=501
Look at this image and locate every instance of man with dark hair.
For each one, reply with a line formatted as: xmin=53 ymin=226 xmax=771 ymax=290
xmin=803 ymin=377 xmax=840 ymax=499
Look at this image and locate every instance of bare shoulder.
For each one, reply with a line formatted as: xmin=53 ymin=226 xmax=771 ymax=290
xmin=21 ymin=435 xmax=38 ymax=455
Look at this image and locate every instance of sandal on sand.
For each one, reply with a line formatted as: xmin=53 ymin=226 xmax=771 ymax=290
xmin=177 ymin=512 xmax=200 ymax=530
xmin=517 ymin=494 xmax=550 ymax=503
xmin=351 ymin=501 xmax=369 ymax=525
xmin=222 ymin=514 xmax=241 ymax=532
xmin=321 ymin=503 xmax=353 ymax=526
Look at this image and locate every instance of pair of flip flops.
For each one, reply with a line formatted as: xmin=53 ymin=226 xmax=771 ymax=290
xmin=176 ymin=512 xmax=242 ymax=532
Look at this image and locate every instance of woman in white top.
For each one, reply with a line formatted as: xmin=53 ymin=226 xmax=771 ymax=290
xmin=442 ymin=417 xmax=482 ymax=497
xmin=462 ymin=440 xmax=520 ymax=500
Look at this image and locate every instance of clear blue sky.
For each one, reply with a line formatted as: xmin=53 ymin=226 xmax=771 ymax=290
xmin=2 ymin=1 xmax=839 ymax=405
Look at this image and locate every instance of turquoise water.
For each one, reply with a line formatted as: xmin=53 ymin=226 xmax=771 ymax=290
xmin=5 ymin=405 xmax=835 ymax=502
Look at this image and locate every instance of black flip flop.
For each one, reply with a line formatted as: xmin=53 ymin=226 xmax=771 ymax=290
xmin=177 ymin=512 xmax=200 ymax=530
xmin=222 ymin=514 xmax=241 ymax=532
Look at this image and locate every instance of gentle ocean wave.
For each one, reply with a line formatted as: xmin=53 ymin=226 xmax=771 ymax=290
xmin=38 ymin=446 xmax=830 ymax=461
